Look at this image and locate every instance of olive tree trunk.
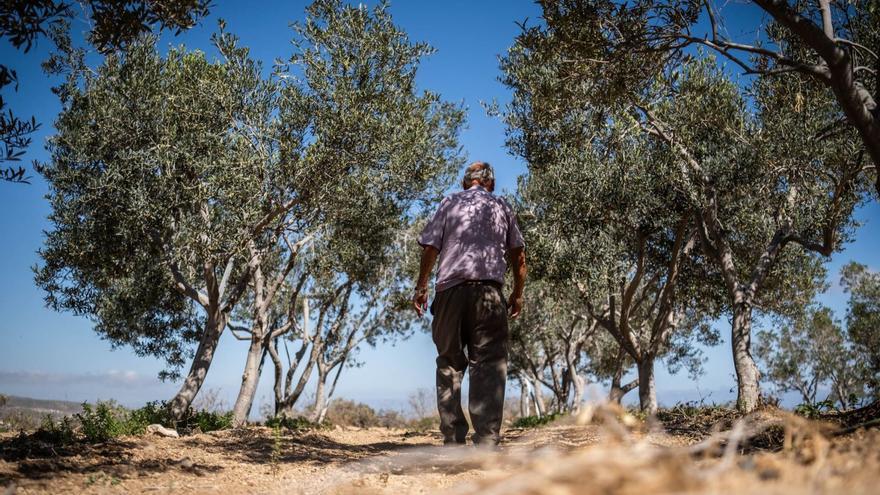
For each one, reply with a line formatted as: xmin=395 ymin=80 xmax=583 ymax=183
xmin=168 ymin=309 xmax=227 ymax=422
xmin=731 ymin=300 xmax=761 ymax=413
xmin=636 ymin=357 xmax=657 ymax=413
xmin=231 ymin=333 xmax=265 ymax=425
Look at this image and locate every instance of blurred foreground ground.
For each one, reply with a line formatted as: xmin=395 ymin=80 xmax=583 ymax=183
xmin=1 ymin=405 xmax=879 ymax=494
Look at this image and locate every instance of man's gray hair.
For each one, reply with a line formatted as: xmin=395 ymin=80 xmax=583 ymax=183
xmin=462 ymin=161 xmax=495 ymax=188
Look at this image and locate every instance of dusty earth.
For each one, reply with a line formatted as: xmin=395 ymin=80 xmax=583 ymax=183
xmin=1 ymin=410 xmax=879 ymax=494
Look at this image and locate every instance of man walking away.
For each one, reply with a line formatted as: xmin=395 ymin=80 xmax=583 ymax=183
xmin=413 ymin=161 xmax=527 ymax=446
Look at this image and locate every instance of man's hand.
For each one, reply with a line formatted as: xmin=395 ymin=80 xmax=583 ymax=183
xmin=413 ymin=285 xmax=429 ymax=317
xmin=507 ymin=292 xmax=523 ymax=319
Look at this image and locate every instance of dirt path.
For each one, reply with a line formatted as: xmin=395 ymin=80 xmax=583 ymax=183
xmin=0 ymin=424 xmax=603 ymax=494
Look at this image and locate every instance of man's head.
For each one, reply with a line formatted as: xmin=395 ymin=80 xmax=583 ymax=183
xmin=462 ymin=161 xmax=495 ymax=192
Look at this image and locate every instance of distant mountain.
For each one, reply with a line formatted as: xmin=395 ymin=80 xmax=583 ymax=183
xmin=0 ymin=394 xmax=84 ymax=430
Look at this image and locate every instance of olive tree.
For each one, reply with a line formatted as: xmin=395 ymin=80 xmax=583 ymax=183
xmin=756 ymin=305 xmax=866 ymax=409
xmin=501 ymin=42 xmax=722 ymax=412
xmin=220 ymin=0 xmax=464 ymax=425
xmin=308 ymin=229 xmax=422 ymax=423
xmin=500 ymin=1 xmax=871 ymax=412
xmin=841 ymin=261 xmax=880 ymax=400
xmin=36 ymin=28 xmax=284 ymax=424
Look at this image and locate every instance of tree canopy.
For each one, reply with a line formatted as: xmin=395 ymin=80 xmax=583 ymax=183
xmin=1 ymin=0 xmax=210 ymax=184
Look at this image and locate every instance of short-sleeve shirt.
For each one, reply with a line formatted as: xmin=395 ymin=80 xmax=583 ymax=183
xmin=418 ymin=185 xmax=525 ymax=292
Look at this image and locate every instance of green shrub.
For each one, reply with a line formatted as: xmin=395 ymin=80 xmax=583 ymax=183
xmin=18 ymin=400 xmax=232 ymax=444
xmin=265 ymin=415 xmax=327 ymax=431
xmin=794 ymin=399 xmax=837 ymax=419
xmin=125 ymin=401 xmax=172 ymax=434
xmin=34 ymin=414 xmax=77 ymax=445
xmin=512 ymin=412 xmax=562 ymax=429
xmin=189 ymin=409 xmax=233 ymax=432
xmin=76 ymin=402 xmax=127 ymax=442
xmin=126 ymin=400 xmax=231 ymax=434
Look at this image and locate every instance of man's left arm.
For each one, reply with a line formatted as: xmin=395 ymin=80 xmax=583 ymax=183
xmin=504 ymin=199 xmax=527 ymax=319
xmin=507 ymin=247 xmax=526 ymax=319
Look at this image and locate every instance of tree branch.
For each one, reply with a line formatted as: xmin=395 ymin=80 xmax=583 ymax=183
xmin=169 ymin=262 xmax=209 ymax=307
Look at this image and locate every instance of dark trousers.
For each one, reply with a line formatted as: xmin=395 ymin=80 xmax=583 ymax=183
xmin=431 ymin=281 xmax=509 ymax=445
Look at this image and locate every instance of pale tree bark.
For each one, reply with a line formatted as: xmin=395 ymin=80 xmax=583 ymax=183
xmin=310 ymin=293 xmax=383 ymax=422
xmin=316 ymin=358 xmax=347 ymax=424
xmin=519 ymin=372 xmax=547 ymax=417
xmin=519 ymin=382 xmax=531 ymax=418
xmin=230 ymin=332 xmax=265 ymax=424
xmin=533 ymin=380 xmax=547 ymax=417
xmin=562 ymin=317 xmax=594 ymax=412
xmin=731 ymin=297 xmax=761 ymax=412
xmin=569 ymin=369 xmax=586 ymax=413
xmin=271 ymin=282 xmax=356 ymax=418
xmin=311 ymin=363 xmax=328 ymax=423
xmin=164 ymin=194 xmax=303 ymax=423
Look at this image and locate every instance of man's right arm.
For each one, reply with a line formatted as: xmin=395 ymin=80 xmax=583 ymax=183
xmin=413 ymin=245 xmax=439 ymax=317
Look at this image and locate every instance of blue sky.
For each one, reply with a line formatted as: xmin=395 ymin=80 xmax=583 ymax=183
xmin=0 ymin=1 xmax=877 ymax=414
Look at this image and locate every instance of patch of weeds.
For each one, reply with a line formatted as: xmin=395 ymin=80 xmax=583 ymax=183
xmin=85 ymin=472 xmax=122 ymax=487
xmin=513 ymin=412 xmax=563 ymax=428
xmin=794 ymin=400 xmax=837 ymax=420
xmin=656 ymin=402 xmax=739 ymax=439
xmin=127 ymin=401 xmax=232 ymax=434
xmin=33 ymin=414 xmax=77 ymax=445
xmin=126 ymin=401 xmax=172 ymax=434
xmin=76 ymin=402 xmax=129 ymax=442
xmin=189 ymin=409 xmax=234 ymax=433
xmin=265 ymin=415 xmax=328 ymax=432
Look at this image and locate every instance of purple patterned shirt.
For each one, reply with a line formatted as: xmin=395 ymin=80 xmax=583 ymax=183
xmin=418 ymin=186 xmax=525 ymax=292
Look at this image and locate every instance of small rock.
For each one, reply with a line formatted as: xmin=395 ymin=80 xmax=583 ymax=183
xmin=3 ymin=483 xmax=17 ymax=495
xmin=146 ymin=424 xmax=179 ymax=438
xmin=179 ymin=457 xmax=194 ymax=470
